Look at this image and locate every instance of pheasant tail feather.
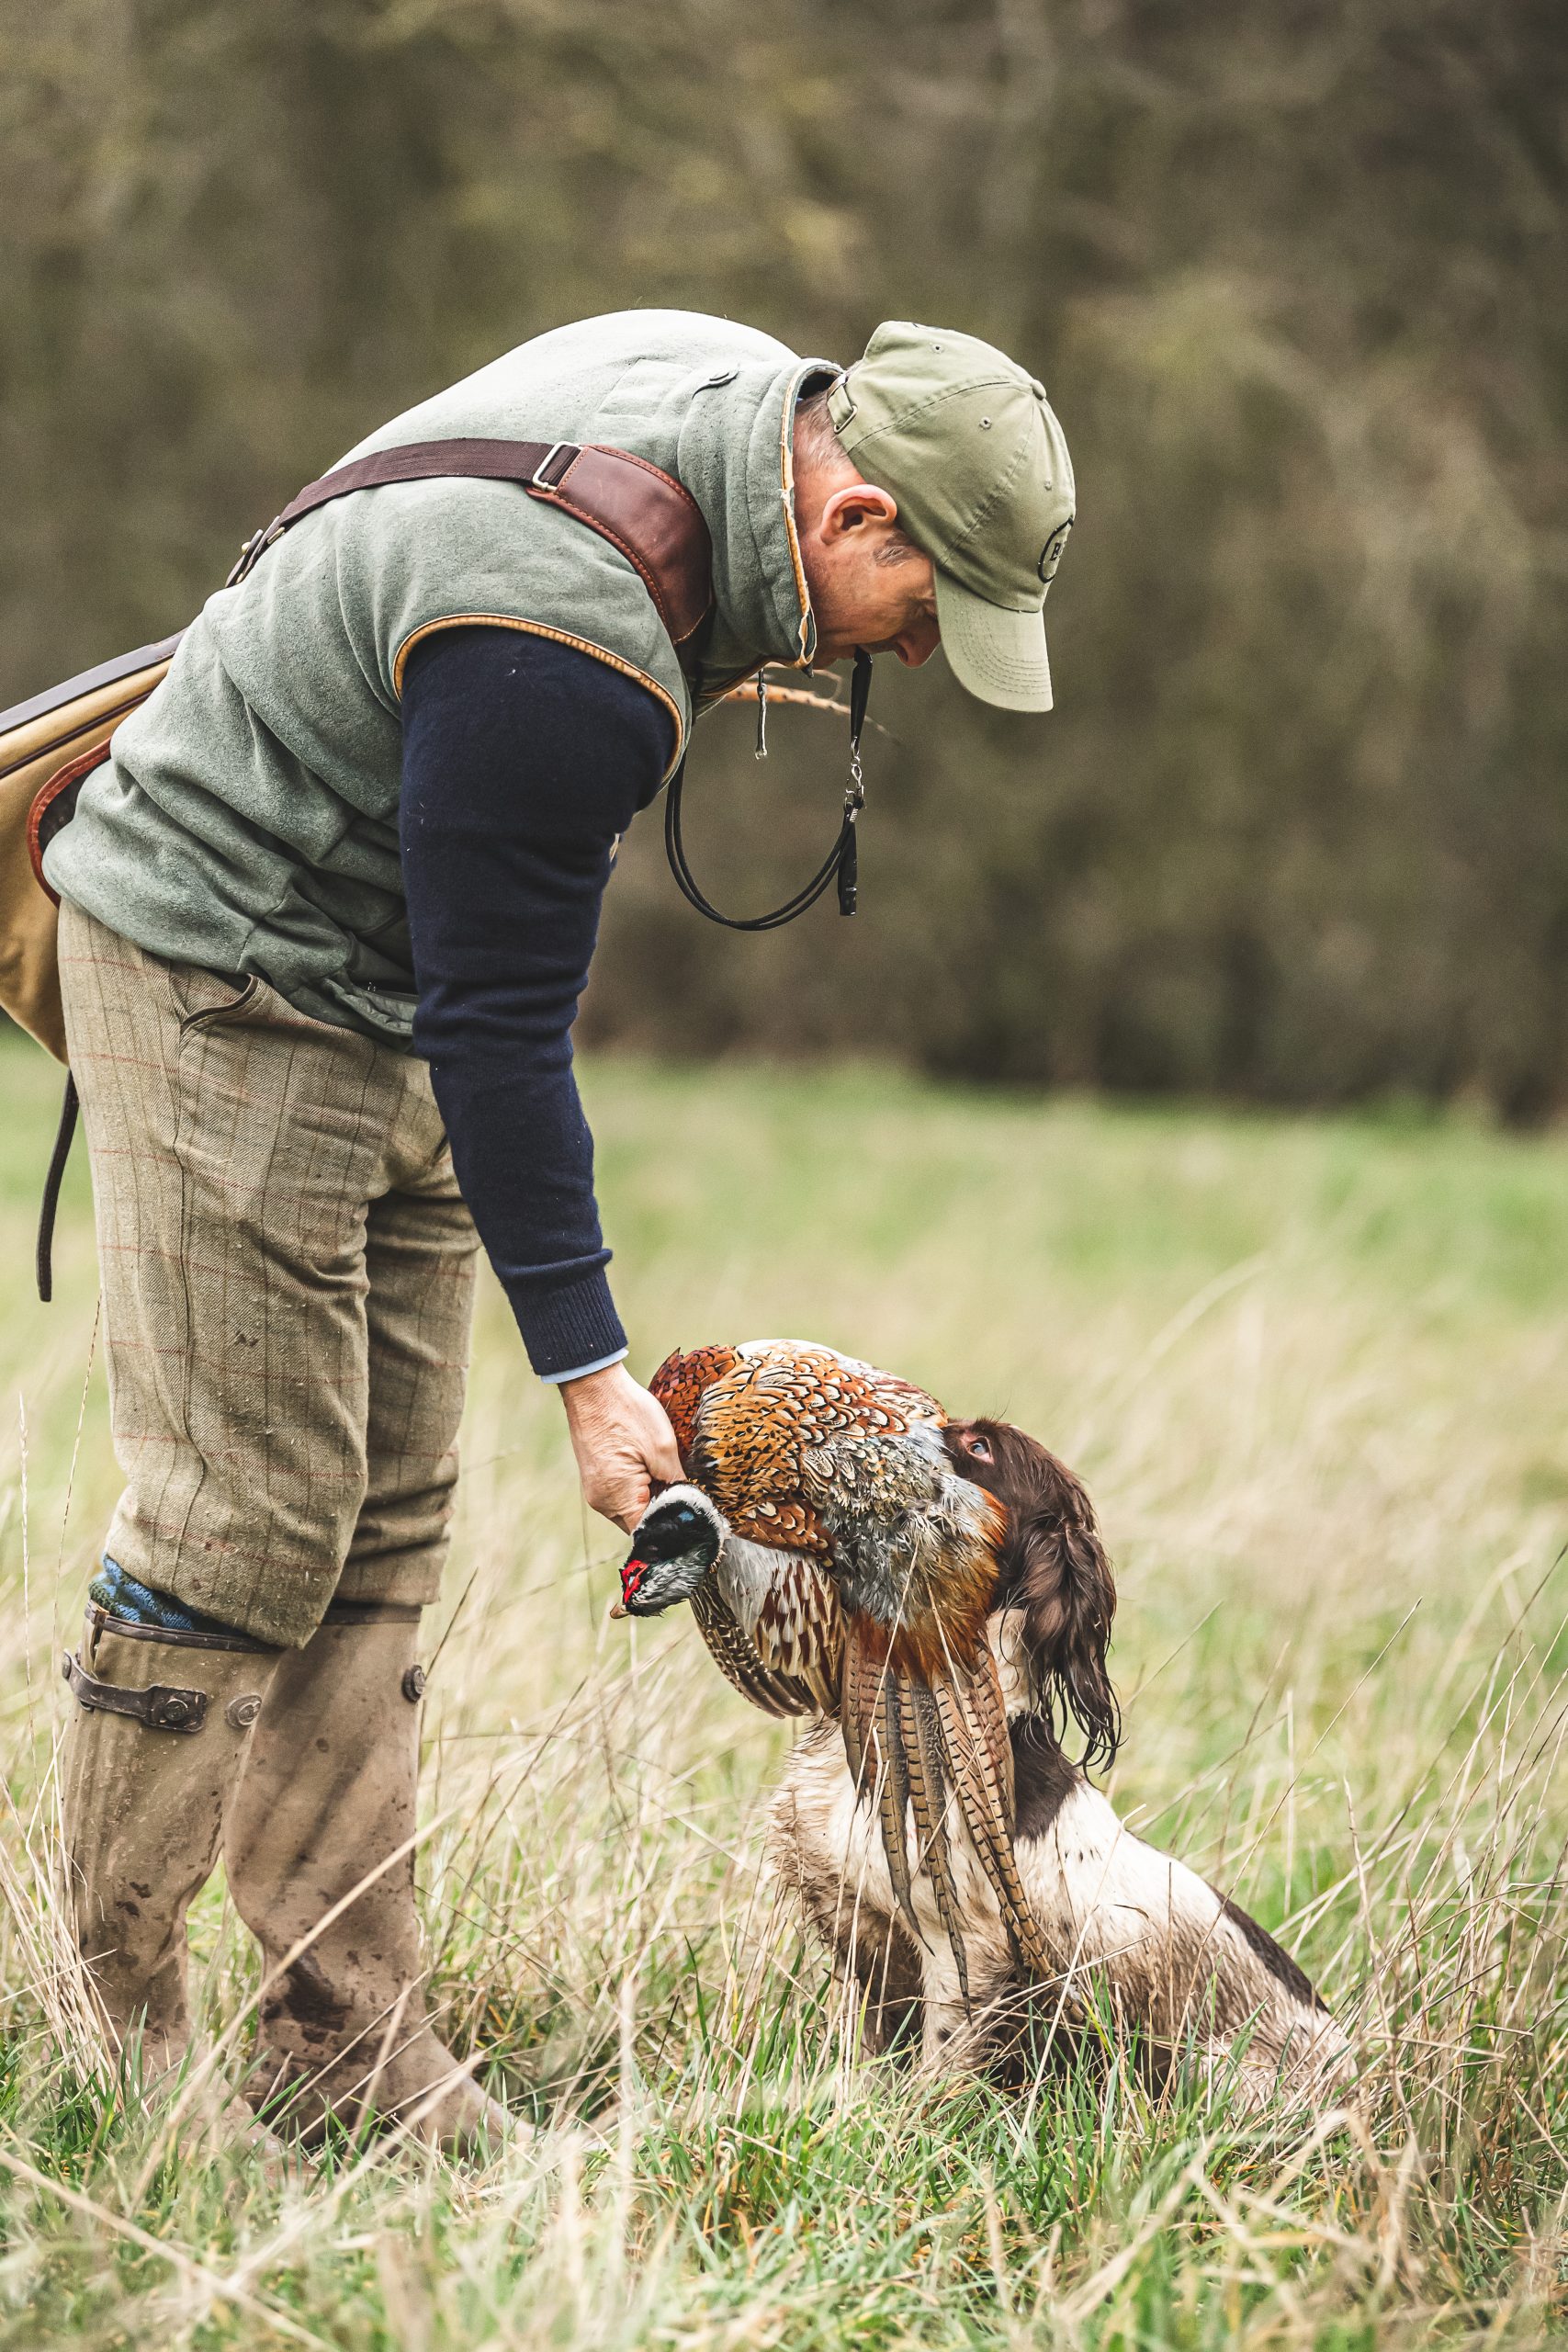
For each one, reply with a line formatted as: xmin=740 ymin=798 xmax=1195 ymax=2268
xmin=841 ymin=1622 xmax=923 ymax=1945
xmin=875 ymin=1672 xmax=919 ymax=1939
xmin=933 ymin=1670 xmax=1054 ymax=1978
xmin=897 ymin=1679 xmax=971 ymax=2009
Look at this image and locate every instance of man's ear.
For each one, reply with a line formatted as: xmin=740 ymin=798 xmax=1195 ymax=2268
xmin=818 ymin=481 xmax=901 ymax=539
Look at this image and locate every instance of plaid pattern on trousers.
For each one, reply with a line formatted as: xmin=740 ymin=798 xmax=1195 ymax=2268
xmin=57 ymin=899 xmax=479 ymax=1647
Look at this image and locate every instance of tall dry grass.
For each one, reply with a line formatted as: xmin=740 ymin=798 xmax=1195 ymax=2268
xmin=1 ymin=1045 xmax=1564 ymax=2347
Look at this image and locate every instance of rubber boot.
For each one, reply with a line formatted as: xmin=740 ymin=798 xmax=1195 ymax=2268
xmin=59 ymin=1605 xmax=277 ymax=2093
xmin=223 ymin=1605 xmax=510 ymax=2154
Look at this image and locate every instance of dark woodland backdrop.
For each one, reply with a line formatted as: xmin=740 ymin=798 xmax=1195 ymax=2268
xmin=4 ymin=0 xmax=1565 ymax=1113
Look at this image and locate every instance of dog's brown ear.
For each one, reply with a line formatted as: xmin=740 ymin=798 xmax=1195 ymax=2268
xmin=981 ymin=1429 xmax=1120 ymax=1769
xmin=1023 ymin=1465 xmax=1120 ymax=1768
xmin=947 ymin=1419 xmax=1122 ymax=1767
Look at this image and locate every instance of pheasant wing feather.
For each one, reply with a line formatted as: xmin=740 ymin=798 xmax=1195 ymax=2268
xmin=687 ymin=1579 xmax=818 ymax=1719
xmin=685 ymin=1342 xmax=943 ymax=1554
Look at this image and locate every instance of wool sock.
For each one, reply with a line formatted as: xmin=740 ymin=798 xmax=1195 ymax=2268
xmin=88 ymin=1557 xmax=243 ymax=1638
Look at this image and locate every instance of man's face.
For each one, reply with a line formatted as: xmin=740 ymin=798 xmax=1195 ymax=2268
xmin=797 ymin=483 xmax=942 ymax=671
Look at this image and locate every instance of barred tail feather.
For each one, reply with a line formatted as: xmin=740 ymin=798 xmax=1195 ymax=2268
xmin=841 ymin=1626 xmax=917 ymax=1925
xmin=899 ymin=1680 xmax=971 ymax=2009
xmin=874 ymin=1670 xmax=919 ymax=1942
xmin=933 ymin=1674 xmax=1055 ymax=1978
xmin=963 ymin=1641 xmax=1017 ymax=1819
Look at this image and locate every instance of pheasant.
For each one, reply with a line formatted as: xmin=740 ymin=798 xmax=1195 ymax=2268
xmin=613 ymin=1339 xmax=1055 ymax=2003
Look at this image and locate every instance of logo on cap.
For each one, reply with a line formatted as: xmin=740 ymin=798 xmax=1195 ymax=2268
xmin=1038 ymin=518 xmax=1073 ymax=586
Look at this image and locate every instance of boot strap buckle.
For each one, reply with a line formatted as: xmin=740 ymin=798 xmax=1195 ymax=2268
xmin=62 ymin=1648 xmax=209 ymax=1733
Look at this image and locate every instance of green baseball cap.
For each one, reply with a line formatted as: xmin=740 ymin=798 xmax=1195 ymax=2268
xmin=826 ymin=321 xmax=1075 ymax=712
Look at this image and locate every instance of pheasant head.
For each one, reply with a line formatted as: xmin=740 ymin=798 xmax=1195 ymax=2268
xmin=615 ymin=1485 xmax=728 ymax=1618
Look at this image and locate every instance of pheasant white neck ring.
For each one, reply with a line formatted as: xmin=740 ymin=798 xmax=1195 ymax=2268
xmin=615 ymin=1487 xmax=728 ymax=1617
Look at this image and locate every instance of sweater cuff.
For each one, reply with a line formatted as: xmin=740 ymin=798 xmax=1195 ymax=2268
xmin=539 ymin=1347 xmax=629 ymax=1387
xmin=510 ymin=1267 xmax=628 ymax=1381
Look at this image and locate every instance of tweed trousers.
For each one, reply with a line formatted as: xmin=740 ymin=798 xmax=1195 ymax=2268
xmin=57 ymin=899 xmax=479 ymax=1648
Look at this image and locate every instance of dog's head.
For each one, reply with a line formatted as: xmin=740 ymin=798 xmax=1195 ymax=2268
xmin=944 ymin=1418 xmax=1121 ymax=1770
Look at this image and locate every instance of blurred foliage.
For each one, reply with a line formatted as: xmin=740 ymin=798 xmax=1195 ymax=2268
xmin=2 ymin=0 xmax=1565 ymax=1111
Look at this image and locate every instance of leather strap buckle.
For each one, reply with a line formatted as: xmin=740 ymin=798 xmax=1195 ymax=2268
xmin=530 ymin=442 xmax=581 ymax=492
xmin=62 ymin=1648 xmax=209 ymax=1734
xmin=224 ymin=519 xmax=284 ymax=591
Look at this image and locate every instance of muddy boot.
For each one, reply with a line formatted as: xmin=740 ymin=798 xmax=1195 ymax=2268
xmin=223 ymin=1603 xmax=510 ymax=2154
xmin=60 ymin=1604 xmax=278 ymax=2100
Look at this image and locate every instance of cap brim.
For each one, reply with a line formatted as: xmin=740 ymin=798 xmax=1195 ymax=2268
xmin=934 ymin=571 xmax=1054 ymax=712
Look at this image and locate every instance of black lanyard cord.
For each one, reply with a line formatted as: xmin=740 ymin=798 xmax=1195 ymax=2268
xmin=35 ymin=1070 xmax=79 ymax=1303
xmin=663 ymin=648 xmax=873 ymax=932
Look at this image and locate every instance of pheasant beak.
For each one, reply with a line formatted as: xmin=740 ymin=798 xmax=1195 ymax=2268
xmin=613 ymin=1557 xmax=647 ymax=1621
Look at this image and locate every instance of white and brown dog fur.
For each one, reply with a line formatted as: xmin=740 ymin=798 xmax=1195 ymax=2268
xmin=767 ymin=1419 xmax=1352 ymax=2110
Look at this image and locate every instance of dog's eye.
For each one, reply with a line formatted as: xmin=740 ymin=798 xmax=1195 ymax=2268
xmin=963 ymin=1434 xmax=993 ymax=1463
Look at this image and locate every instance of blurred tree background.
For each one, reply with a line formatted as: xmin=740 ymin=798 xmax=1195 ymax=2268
xmin=3 ymin=0 xmax=1565 ymax=1113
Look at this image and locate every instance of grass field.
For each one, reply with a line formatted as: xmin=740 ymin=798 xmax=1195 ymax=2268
xmin=1 ymin=1038 xmax=1565 ymax=2348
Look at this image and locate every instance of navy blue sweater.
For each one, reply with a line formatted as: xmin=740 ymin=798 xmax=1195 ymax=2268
xmin=400 ymin=627 xmax=671 ymax=1378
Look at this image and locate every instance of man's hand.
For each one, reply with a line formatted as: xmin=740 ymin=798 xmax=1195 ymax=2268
xmin=559 ymin=1361 xmax=683 ymax=1533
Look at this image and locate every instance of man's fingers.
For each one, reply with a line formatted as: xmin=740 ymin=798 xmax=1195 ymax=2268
xmin=614 ymin=1471 xmax=653 ymax=1534
xmin=649 ymin=1434 xmax=683 ymax=1484
xmin=582 ymin=1464 xmax=653 ymax=1534
xmin=637 ymin=1396 xmax=684 ymax=1485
